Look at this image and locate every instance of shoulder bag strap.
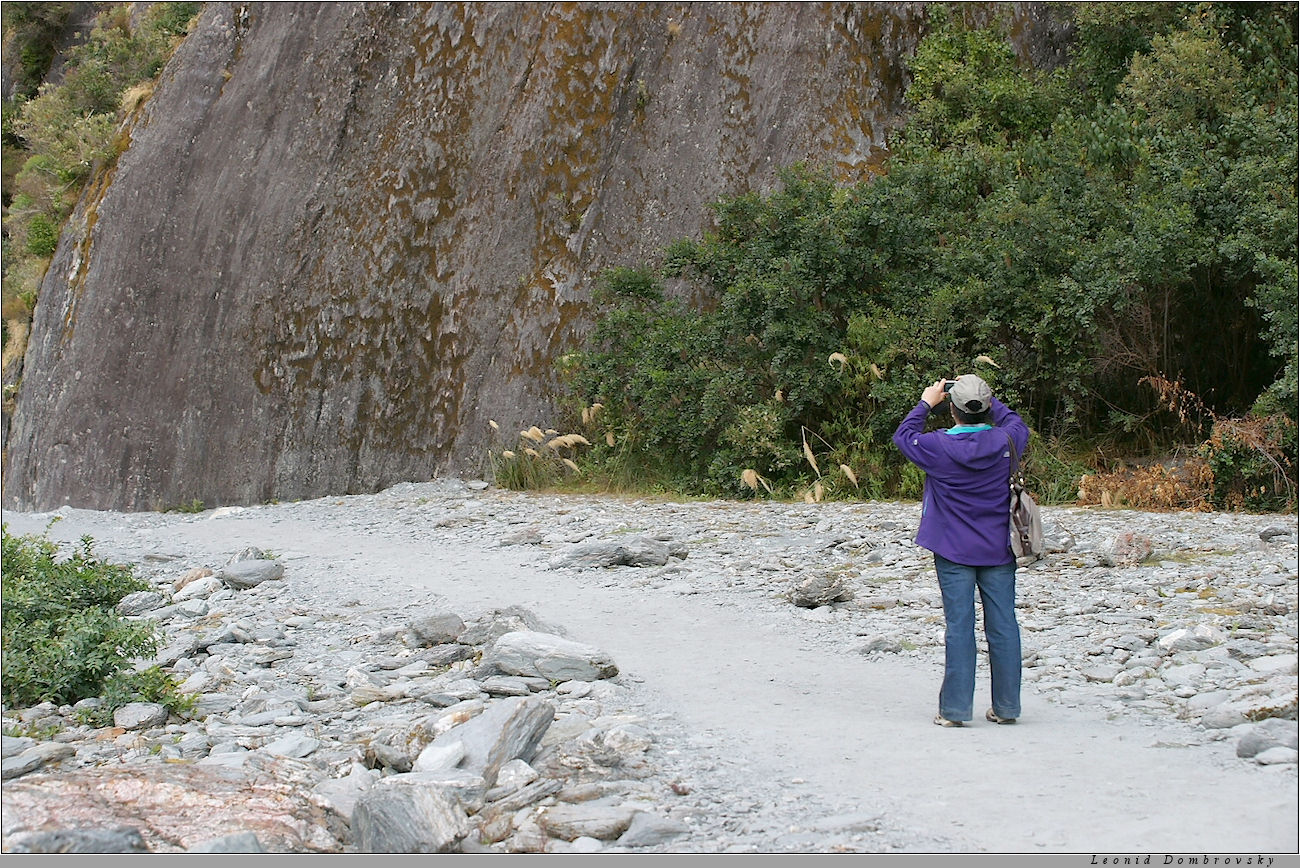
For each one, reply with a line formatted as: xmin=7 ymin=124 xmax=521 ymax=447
xmin=1003 ymin=430 xmax=1026 ymax=493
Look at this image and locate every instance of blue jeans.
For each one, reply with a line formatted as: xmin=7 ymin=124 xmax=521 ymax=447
xmin=934 ymin=554 xmax=1021 ymax=722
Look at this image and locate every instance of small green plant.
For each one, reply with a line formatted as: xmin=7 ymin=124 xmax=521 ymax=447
xmin=166 ymin=498 xmax=206 ymax=514
xmin=3 ymin=721 xmax=61 ymax=741
xmin=76 ymin=665 xmax=196 ymax=727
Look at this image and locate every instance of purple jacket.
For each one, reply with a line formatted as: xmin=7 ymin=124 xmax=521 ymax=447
xmin=892 ymin=398 xmax=1031 ymax=566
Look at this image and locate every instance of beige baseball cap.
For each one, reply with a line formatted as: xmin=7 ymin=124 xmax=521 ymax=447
xmin=949 ymin=374 xmax=992 ymax=414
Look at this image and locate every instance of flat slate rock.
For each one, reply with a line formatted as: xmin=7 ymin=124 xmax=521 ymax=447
xmin=218 ymin=560 xmax=285 ymax=589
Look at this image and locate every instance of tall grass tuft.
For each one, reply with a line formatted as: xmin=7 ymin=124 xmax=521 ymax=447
xmin=487 ymin=420 xmax=592 ymax=490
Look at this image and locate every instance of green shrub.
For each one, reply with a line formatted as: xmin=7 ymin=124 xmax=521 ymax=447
xmin=0 ymin=526 xmax=191 ymax=720
xmin=24 ymin=213 xmax=58 ymax=256
xmin=1201 ymin=414 xmax=1298 ymax=513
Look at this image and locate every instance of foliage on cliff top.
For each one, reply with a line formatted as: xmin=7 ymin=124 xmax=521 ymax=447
xmin=1 ymin=3 xmax=200 ymax=343
xmin=560 ymin=1 xmax=1298 ymax=512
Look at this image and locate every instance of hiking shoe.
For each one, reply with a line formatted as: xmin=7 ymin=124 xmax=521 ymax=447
xmin=985 ymin=708 xmax=1017 ymax=725
xmin=933 ymin=714 xmax=964 ymax=727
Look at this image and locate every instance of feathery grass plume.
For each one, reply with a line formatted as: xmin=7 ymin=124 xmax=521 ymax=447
xmin=802 ymin=438 xmax=820 ymax=477
xmin=521 ymin=426 xmax=545 ymax=443
xmin=545 ymin=429 xmax=559 ymax=435
xmin=974 ymin=355 xmax=1000 ymax=368
xmin=561 ymin=458 xmax=580 ymax=472
xmin=828 ymin=352 xmax=848 ymax=371
xmin=502 ymin=450 xmax=515 ymax=459
xmin=605 ymin=431 xmax=616 ymax=447
xmin=741 ymin=468 xmax=773 ymax=494
xmin=524 ymin=447 xmax=540 ymax=458
xmin=774 ymin=389 xmax=784 ymax=402
xmin=839 ymin=464 xmax=859 ymax=488
xmin=489 ymin=420 xmax=500 ymax=431
xmin=870 ymin=363 xmax=885 ymax=380
xmin=546 ymin=433 xmax=592 ymax=454
xmin=797 ymin=481 xmax=825 ymax=503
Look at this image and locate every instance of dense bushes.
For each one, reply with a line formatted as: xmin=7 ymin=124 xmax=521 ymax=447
xmin=560 ymin=2 xmax=1297 ymax=510
xmin=1 ymin=525 xmax=191 ymax=723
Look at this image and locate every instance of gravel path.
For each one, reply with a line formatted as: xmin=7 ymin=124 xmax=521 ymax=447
xmin=3 ymin=479 xmax=1296 ymax=854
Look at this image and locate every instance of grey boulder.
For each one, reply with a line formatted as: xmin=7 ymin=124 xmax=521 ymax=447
xmin=484 ymin=631 xmax=618 ymax=682
xmin=217 ymin=559 xmax=284 ymax=589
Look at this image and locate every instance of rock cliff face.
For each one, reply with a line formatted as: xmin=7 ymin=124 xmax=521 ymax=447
xmin=2 ymin=1 xmax=1064 ymax=511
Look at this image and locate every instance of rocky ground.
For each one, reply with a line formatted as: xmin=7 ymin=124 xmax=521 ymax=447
xmin=1 ymin=479 xmax=1297 ymax=855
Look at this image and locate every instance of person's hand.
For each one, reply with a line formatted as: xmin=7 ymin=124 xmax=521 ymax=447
xmin=922 ymin=379 xmax=947 ymax=408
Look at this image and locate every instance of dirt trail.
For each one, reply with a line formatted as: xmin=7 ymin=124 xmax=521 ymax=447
xmin=4 ymin=501 xmax=1297 ymax=855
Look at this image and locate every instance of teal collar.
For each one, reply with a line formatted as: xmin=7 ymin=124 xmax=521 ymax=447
xmin=945 ymin=423 xmax=993 ymax=435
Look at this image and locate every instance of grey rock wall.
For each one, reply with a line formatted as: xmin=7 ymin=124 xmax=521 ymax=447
xmin=2 ymin=2 xmax=1062 ymax=511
